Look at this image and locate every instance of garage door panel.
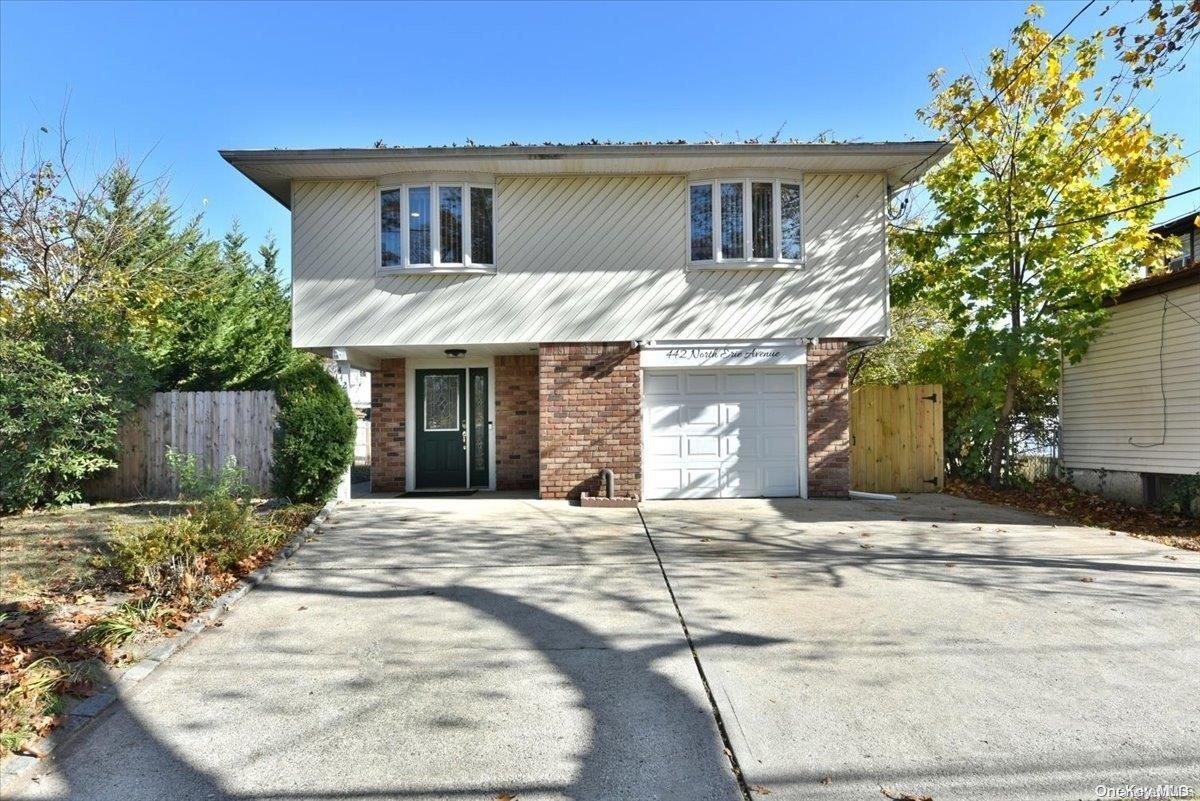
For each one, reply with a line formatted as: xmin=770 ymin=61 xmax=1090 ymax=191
xmin=644 ymin=373 xmax=681 ymax=395
xmin=723 ymin=469 xmax=761 ymax=497
xmin=647 ymin=468 xmax=684 ymax=495
xmin=764 ymin=434 xmax=798 ymax=459
xmin=685 ymin=373 xmax=720 ymax=394
xmin=762 ymin=372 xmax=797 ymax=394
xmin=725 ymin=373 xmax=758 ymax=393
xmin=724 ymin=402 xmax=756 ymax=426
xmin=649 ymin=435 xmax=681 ymax=457
xmin=728 ymin=435 xmax=759 ymax=457
xmin=763 ymin=465 xmax=800 ymax=496
xmin=683 ymin=468 xmax=720 ymax=497
xmin=648 ymin=405 xmax=680 ymax=429
xmin=762 ymin=403 xmax=797 ymax=426
xmin=644 ymin=368 xmax=803 ymax=500
xmin=682 ymin=404 xmax=719 ymax=426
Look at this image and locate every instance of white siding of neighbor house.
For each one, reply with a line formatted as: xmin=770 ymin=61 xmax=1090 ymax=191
xmin=1060 ymin=283 xmax=1200 ymax=475
xmin=291 ymin=172 xmax=887 ymax=348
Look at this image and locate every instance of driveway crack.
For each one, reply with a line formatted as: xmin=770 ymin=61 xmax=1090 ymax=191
xmin=637 ymin=507 xmax=754 ymax=801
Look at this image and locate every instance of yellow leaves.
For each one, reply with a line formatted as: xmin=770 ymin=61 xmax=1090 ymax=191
xmin=1045 ymin=55 xmax=1062 ymax=82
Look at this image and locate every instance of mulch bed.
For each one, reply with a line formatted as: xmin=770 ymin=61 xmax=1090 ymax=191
xmin=947 ymin=478 xmax=1200 ymax=552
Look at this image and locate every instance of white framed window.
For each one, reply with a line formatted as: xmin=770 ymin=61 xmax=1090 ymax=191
xmin=688 ymin=178 xmax=803 ymax=267
xmin=379 ymin=182 xmax=495 ymax=272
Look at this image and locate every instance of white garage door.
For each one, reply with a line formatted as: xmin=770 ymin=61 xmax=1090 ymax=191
xmin=643 ymin=369 xmax=803 ymax=499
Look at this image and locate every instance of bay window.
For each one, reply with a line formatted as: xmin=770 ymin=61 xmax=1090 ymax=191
xmin=380 ymin=182 xmax=494 ymax=271
xmin=688 ymin=178 xmax=803 ymax=266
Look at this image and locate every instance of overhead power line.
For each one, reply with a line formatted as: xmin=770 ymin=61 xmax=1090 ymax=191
xmin=888 ymin=186 xmax=1200 ymax=238
xmin=896 ymin=0 xmax=1097 ymax=187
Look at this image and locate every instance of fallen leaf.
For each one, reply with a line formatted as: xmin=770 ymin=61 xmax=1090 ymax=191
xmin=944 ymin=562 xmax=957 ymax=568
xmin=751 ymin=785 xmax=772 ymax=796
xmin=880 ymin=787 xmax=933 ymax=801
xmin=821 ymin=775 xmax=833 ymax=785
xmin=297 ymin=606 xmax=308 ymax=611
xmin=860 ymin=543 xmax=874 ymax=550
xmin=1079 ymin=577 xmax=1095 ymax=583
xmin=494 ymin=793 xmax=517 ymax=801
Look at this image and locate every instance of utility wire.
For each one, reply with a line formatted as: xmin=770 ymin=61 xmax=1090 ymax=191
xmin=889 ymin=186 xmax=1200 ymax=238
xmin=895 ymin=0 xmax=1098 ymax=187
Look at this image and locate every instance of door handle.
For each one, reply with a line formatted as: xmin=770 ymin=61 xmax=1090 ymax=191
xmin=461 ymin=427 xmax=468 ymax=448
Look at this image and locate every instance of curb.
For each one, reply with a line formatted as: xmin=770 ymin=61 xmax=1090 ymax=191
xmin=0 ymin=499 xmax=341 ymax=789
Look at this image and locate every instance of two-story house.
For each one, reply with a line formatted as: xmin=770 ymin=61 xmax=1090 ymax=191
xmin=223 ymin=143 xmax=946 ymax=500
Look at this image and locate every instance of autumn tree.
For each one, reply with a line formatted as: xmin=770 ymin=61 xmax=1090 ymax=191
xmin=1104 ymin=0 xmax=1200 ymax=86
xmin=893 ymin=5 xmax=1185 ymax=486
xmin=0 ymin=123 xmax=295 ymax=507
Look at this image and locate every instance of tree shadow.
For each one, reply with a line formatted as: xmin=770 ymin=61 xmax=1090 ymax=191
xmin=11 ymin=567 xmax=777 ymax=801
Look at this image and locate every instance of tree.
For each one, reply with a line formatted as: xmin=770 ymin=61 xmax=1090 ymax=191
xmin=850 ymin=298 xmax=952 ymax=386
xmin=146 ymin=225 xmax=293 ymax=390
xmin=1104 ymin=0 xmax=1200 ymax=87
xmin=1 ymin=122 xmax=296 ymax=507
xmin=893 ymin=5 xmax=1185 ymax=486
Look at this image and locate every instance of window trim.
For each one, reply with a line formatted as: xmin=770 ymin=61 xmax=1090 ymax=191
xmin=378 ymin=181 xmax=496 ymax=274
xmin=686 ymin=177 xmax=804 ymax=270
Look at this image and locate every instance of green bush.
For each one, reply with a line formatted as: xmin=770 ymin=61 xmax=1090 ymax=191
xmin=271 ymin=357 xmax=355 ymax=504
xmin=0 ymin=338 xmax=134 ymax=512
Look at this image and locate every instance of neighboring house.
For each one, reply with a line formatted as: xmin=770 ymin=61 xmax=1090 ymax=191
xmin=329 ymin=358 xmax=372 ymax=465
xmin=1152 ymin=210 xmax=1200 ymax=273
xmin=223 ymin=142 xmax=946 ymax=499
xmin=1060 ymin=211 xmax=1200 ymax=505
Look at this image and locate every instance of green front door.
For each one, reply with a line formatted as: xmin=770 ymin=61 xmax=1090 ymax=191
xmin=415 ymin=369 xmax=467 ymax=488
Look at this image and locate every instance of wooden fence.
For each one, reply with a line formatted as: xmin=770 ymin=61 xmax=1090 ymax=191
xmin=84 ymin=391 xmax=278 ymax=501
xmin=850 ymin=384 xmax=944 ymax=493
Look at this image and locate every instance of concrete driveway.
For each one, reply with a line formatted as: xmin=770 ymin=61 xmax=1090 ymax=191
xmin=11 ymin=494 xmax=1199 ymax=801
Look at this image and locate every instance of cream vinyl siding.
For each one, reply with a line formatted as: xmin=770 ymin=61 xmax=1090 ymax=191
xmin=291 ymin=172 xmax=886 ymax=348
xmin=1060 ymin=284 xmax=1200 ymax=474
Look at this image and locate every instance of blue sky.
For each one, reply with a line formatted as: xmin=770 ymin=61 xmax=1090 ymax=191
xmin=2 ymin=0 xmax=1197 ymax=278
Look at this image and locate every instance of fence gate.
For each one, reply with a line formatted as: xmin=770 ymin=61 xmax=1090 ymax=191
xmin=850 ymin=384 xmax=943 ymax=493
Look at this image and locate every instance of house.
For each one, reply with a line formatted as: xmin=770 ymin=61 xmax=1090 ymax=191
xmin=1059 ymin=211 xmax=1200 ymax=506
xmin=222 ymin=142 xmax=947 ymax=500
xmin=1152 ymin=209 xmax=1200 ymax=273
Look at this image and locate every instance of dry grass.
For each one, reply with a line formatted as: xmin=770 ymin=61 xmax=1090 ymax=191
xmin=0 ymin=502 xmax=185 ymax=602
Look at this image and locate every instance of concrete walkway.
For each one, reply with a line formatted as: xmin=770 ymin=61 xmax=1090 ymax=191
xmin=10 ymin=495 xmax=1199 ymax=801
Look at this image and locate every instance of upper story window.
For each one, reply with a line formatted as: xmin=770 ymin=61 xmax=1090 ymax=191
xmin=689 ymin=178 xmax=803 ymax=267
xmin=380 ymin=182 xmax=494 ymax=272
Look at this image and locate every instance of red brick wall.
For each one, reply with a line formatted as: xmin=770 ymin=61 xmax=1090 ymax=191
xmin=806 ymin=341 xmax=851 ymax=498
xmin=371 ymin=358 xmax=406 ymax=492
xmin=538 ymin=343 xmax=641 ymax=500
xmin=495 ymin=355 xmax=539 ymax=490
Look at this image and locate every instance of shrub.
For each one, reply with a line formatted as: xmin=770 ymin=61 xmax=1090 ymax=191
xmin=0 ymin=339 xmax=131 ymax=512
xmin=105 ymin=454 xmax=281 ymax=602
xmin=1159 ymin=474 xmax=1200 ymax=519
xmin=271 ymin=357 xmax=355 ymax=504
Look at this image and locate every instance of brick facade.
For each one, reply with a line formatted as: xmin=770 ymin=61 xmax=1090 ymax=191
xmin=370 ymin=358 xmax=406 ymax=492
xmin=806 ymin=341 xmax=851 ymax=498
xmin=538 ymin=343 xmax=642 ymax=500
xmin=494 ymin=355 xmax=539 ymax=490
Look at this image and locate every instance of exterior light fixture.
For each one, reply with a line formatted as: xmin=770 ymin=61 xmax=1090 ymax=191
xmin=444 ymin=348 xmax=467 ymax=358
